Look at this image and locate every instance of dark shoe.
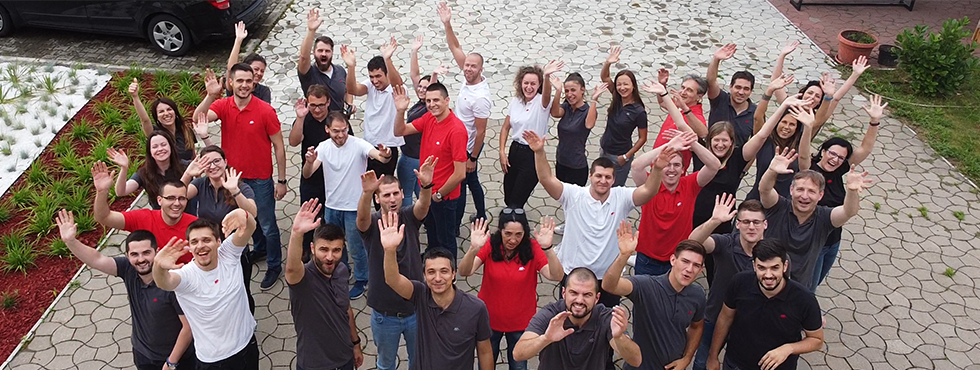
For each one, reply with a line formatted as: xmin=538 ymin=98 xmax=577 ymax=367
xmin=260 ymin=268 xmax=281 ymax=290
xmin=248 ymin=250 xmax=267 ymax=265
xmin=349 ymin=281 xmax=367 ymax=300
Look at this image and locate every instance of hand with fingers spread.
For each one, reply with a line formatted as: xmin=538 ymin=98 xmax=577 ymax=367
xmin=844 ymin=169 xmax=873 ymax=192
xmin=186 ymin=155 xmax=208 ymax=178
xmin=56 ymin=209 xmax=78 ymax=242
xmin=851 ymin=55 xmax=870 ymax=75
xmin=759 ymin=344 xmax=793 ymax=370
xmin=782 ymin=93 xmax=809 ymax=108
xmin=534 ymin=217 xmax=556 ymax=248
xmin=306 ymin=9 xmax=322 ymax=32
xmin=780 ymin=40 xmax=800 ymax=56
xmin=379 ymin=211 xmax=405 ymax=252
xmin=392 ymin=85 xmax=411 ymax=111
xmin=660 ymin=128 xmax=682 ymax=142
xmin=713 ymin=43 xmax=737 ymax=60
xmin=605 ymin=45 xmax=622 ymax=65
xmin=616 ymin=220 xmax=637 ymax=256
xmin=411 ymin=35 xmax=423 ymax=52
xmin=381 ymin=36 xmax=399 ymax=60
xmin=862 ymin=94 xmax=887 ymax=122
xmin=361 ymin=170 xmax=380 ymax=194
xmin=789 ymin=105 xmax=815 ymax=128
xmin=658 ymin=68 xmax=670 ymax=87
xmin=414 ymin=156 xmax=437 ymax=187
xmin=543 ymin=311 xmax=575 ymax=343
xmin=768 ymin=147 xmax=800 ymax=174
xmin=469 ymin=217 xmax=489 ymax=252
xmin=639 ymin=80 xmax=667 ymax=96
xmin=128 ymin=78 xmax=140 ymax=97
xmin=671 ymin=90 xmax=690 ymax=111
xmin=304 ymin=146 xmax=318 ymax=164
xmin=340 ymin=44 xmax=356 ymax=67
xmin=204 ymin=69 xmax=222 ymax=97
xmin=92 ymin=161 xmax=115 ymax=193
xmin=295 ymin=98 xmax=309 ymax=119
xmin=549 ymin=75 xmax=563 ymax=91
xmin=156 ymin=237 xmax=189 ymax=270
xmin=432 ymin=64 xmax=449 ymax=77
xmin=654 ymin=147 xmax=679 ymax=171
xmin=711 ymin=193 xmax=738 ymax=223
xmin=291 ymin=198 xmax=323 ymax=234
xmin=234 ymin=21 xmax=248 ymax=40
xmin=437 ymin=2 xmax=452 ymax=24
xmin=819 ymin=72 xmax=838 ymax=97
xmin=193 ymin=112 xmax=211 ymax=138
xmin=769 ymin=74 xmax=795 ymax=91
xmin=221 ymin=208 xmax=250 ymax=238
xmin=543 ymin=60 xmax=565 ymax=76
xmin=610 ymin=305 xmax=629 ymax=338
xmin=592 ymin=83 xmax=608 ymax=101
xmin=223 ymin=168 xmax=242 ymax=192
xmin=523 ymin=130 xmax=545 ymax=152
xmin=107 ymin=147 xmax=129 ymax=169
xmin=667 ymin=131 xmax=698 ymax=152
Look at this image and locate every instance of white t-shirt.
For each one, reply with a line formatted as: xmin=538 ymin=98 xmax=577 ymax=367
xmin=557 ymin=185 xmax=637 ymax=277
xmin=507 ymin=94 xmax=552 ymax=145
xmin=362 ymin=84 xmax=404 ymax=148
xmin=317 ymin=136 xmax=375 ymax=211
xmin=455 ymin=76 xmax=493 ymax=152
xmin=172 ymin=238 xmax=256 ymax=363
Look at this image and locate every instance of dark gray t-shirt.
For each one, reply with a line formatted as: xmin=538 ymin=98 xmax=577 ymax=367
xmin=624 ymin=274 xmax=705 ymax=369
xmin=764 ymin=197 xmax=835 ymax=290
xmin=298 ymin=64 xmax=348 ymax=113
xmin=599 ymin=103 xmax=647 ymax=155
xmin=705 ymin=232 xmax=754 ymax=321
xmin=114 ymin=257 xmax=186 ymax=362
xmin=362 ymin=205 xmax=423 ymax=314
xmin=287 ymin=261 xmax=353 ymax=369
xmin=556 ymin=101 xmax=593 ymax=169
xmin=707 ymin=90 xmax=756 ymax=146
xmin=410 ymin=281 xmax=491 ymax=370
xmin=525 ymin=300 xmax=613 ymax=370
xmin=190 ymin=177 xmax=254 ymax=224
xmin=746 ymin=140 xmax=799 ymax=200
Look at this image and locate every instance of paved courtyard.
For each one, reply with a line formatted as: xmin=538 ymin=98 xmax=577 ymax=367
xmin=5 ymin=0 xmax=980 ymax=369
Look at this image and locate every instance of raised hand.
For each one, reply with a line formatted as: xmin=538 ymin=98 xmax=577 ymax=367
xmin=414 ymin=155 xmax=437 ymax=187
xmin=543 ymin=60 xmax=565 ymax=76
xmin=862 ymin=94 xmax=887 ymax=122
xmin=639 ymin=80 xmax=667 ymax=96
xmin=658 ymin=68 xmax=669 ymax=86
xmin=432 ymin=64 xmax=449 ymax=77
xmin=523 ymin=130 xmax=545 ymax=152
xmin=234 ymin=21 xmax=247 ymax=40
xmin=92 ymin=161 xmax=115 ymax=193
xmin=549 ymin=75 xmax=563 ymax=92
xmin=592 ymin=83 xmax=608 ymax=101
xmin=106 ymin=147 xmax=129 ymax=168
xmin=844 ymin=169 xmax=873 ymax=192
xmin=378 ymin=211 xmax=405 ymax=252
xmin=712 ymin=193 xmax=737 ymax=223
xmin=768 ymin=147 xmax=799 ymax=174
xmin=819 ymin=72 xmax=838 ymax=96
xmin=291 ymin=198 xmax=323 ymax=234
xmin=381 ymin=36 xmax=398 ymax=59
xmin=193 ymin=112 xmax=210 ymax=138
xmin=204 ymin=69 xmax=222 ymax=97
xmin=543 ymin=311 xmax=575 ymax=342
xmin=128 ymin=78 xmax=140 ymax=97
xmin=306 ymin=8 xmax=322 ymax=32
xmin=667 ymin=131 xmax=698 ymax=152
xmin=340 ymin=44 xmax=356 ymax=67
xmin=223 ymin=168 xmax=242 ymax=191
xmin=437 ymin=2 xmax=451 ymax=24
xmin=768 ymin=74 xmax=795 ymax=91
xmin=186 ymin=155 xmax=208 ymax=178
xmin=616 ymin=220 xmax=637 ymax=256
xmin=788 ymin=105 xmax=815 ymax=128
xmin=605 ymin=44 xmax=622 ymax=65
xmin=660 ymin=128 xmax=682 ymax=142
xmin=156 ymin=237 xmax=189 ymax=270
xmin=671 ymin=90 xmax=690 ymax=111
xmin=411 ymin=35 xmax=423 ymax=52
xmin=610 ymin=305 xmax=629 ymax=339
xmin=782 ymin=93 xmax=808 ymax=108
xmin=780 ymin=40 xmax=800 ymax=56
xmin=469 ymin=217 xmax=489 ymax=252
xmin=295 ymin=98 xmax=309 ymax=118
xmin=304 ymin=146 xmax=318 ymax=164
xmin=361 ymin=170 xmax=380 ymax=193
xmin=713 ymin=43 xmax=737 ymax=60
xmin=534 ymin=217 xmax=556 ymax=248
xmin=378 ymin=144 xmax=392 ymax=161
xmin=56 ymin=209 xmax=77 ymax=242
xmin=852 ymin=55 xmax=869 ymax=75
xmin=392 ymin=84 xmax=411 ymax=111
xmin=654 ymin=147 xmax=678 ymax=171
xmin=221 ymin=208 xmax=249 ymax=238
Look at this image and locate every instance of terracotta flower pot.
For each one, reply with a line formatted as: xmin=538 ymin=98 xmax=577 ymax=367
xmin=837 ymin=30 xmax=879 ymax=65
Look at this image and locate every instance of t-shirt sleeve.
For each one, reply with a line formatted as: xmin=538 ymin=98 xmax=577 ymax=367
xmin=692 ymin=287 xmax=706 ymax=322
xmin=411 ymin=114 xmax=429 ymax=133
xmin=358 ymin=138 xmax=376 ymax=156
xmin=709 ymin=90 xmax=728 ymax=107
xmin=121 ymin=209 xmax=151 ymax=232
xmin=208 ymin=98 xmax=226 ymax=117
xmin=129 ymin=171 xmax=143 ymax=187
xmin=477 ymin=240 xmax=491 ymax=261
xmin=624 ymin=275 xmax=649 ymax=302
xmin=800 ymin=292 xmax=823 ymax=331
xmin=724 ymin=272 xmax=748 ymax=309
xmin=240 ymin=182 xmax=255 ymax=199
xmin=449 ymin=126 xmax=468 ymax=162
xmin=409 ymin=280 xmax=428 ymax=306
xmin=525 ymin=304 xmax=554 ymax=334
xmin=710 ymin=234 xmax=731 ymax=257
xmin=169 ymin=291 xmax=184 ymax=315
xmin=171 ymin=266 xmax=194 ymax=294
xmin=316 ymin=141 xmax=329 ymax=163
xmin=264 ymin=107 xmax=281 ymax=136
xmin=217 ymin=235 xmax=246 ymax=260
xmin=476 ymin=302 xmax=492 ymax=341
xmin=557 ymin=183 xmax=582 ymax=208
xmin=635 ymin=107 xmax=648 ymax=129
xmin=684 ymin=171 xmax=703 ymax=192
xmin=113 ymin=257 xmax=130 ymax=279
xmin=474 ymin=96 xmax=492 ymax=119
xmin=530 ymin=240 xmax=548 ymax=272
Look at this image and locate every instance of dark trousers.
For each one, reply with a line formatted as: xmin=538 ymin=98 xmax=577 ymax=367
xmin=197 ymin=335 xmax=259 ymax=370
xmin=502 ymin=142 xmax=538 ymax=208
xmin=456 ymin=167 xmax=487 ymax=228
xmin=241 ymin=253 xmax=255 ymax=313
xmin=367 ymin=147 xmax=399 ymax=178
xmin=556 ymin=162 xmax=589 ymax=186
xmin=424 ymin=196 xmax=459 ymax=260
xmin=297 ymin=358 xmax=354 ymax=370
xmin=134 ymin=349 xmax=196 ymax=370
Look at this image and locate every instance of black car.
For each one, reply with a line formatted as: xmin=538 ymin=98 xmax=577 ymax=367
xmin=0 ymin=0 xmax=266 ymax=56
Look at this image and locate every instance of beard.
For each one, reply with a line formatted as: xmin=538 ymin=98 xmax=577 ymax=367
xmin=566 ymin=302 xmax=593 ymax=319
xmin=315 ymin=257 xmax=336 ymax=277
xmin=316 ymin=56 xmax=332 ymax=72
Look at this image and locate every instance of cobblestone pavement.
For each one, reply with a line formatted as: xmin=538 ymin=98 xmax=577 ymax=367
xmin=7 ymin=0 xmax=980 ymax=369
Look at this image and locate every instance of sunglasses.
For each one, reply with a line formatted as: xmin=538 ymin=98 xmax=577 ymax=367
xmin=502 ymin=208 xmax=525 ymax=215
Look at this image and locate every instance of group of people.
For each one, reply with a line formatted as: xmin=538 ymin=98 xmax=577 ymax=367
xmin=56 ymin=2 xmax=889 ymax=369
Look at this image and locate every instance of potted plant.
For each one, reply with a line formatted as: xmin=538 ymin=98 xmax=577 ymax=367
xmin=837 ymin=30 xmax=878 ymax=64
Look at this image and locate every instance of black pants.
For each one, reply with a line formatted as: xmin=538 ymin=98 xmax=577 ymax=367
xmin=502 ymin=142 xmax=538 ymax=208
xmin=556 ymin=162 xmax=589 ymax=186
xmin=241 ymin=253 xmax=255 ymax=314
xmin=197 ymin=335 xmax=259 ymax=370
xmin=134 ymin=349 xmax=196 ymax=370
xmin=367 ymin=146 xmax=399 ymax=178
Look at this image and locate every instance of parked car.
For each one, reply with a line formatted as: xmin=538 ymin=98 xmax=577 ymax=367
xmin=0 ymin=0 xmax=267 ymax=56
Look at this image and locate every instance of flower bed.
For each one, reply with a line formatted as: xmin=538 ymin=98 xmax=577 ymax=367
xmin=0 ymin=66 xmax=204 ymax=359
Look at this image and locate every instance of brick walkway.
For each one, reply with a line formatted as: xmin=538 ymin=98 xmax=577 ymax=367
xmin=5 ymin=0 xmax=980 ymax=369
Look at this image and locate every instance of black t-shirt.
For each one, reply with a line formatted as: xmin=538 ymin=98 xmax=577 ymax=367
xmin=705 ymin=232 xmax=754 ymax=321
xmin=525 ymin=300 xmax=614 ymax=370
xmin=599 ymin=103 xmax=647 ymax=155
xmin=763 ymin=197 xmax=836 ymax=290
xmin=707 ymin=90 xmax=756 ymax=146
xmin=693 ymin=146 xmax=747 ymax=229
xmin=300 ymin=114 xmax=330 ymax=197
xmin=298 ymin=64 xmax=348 ymax=112
xmin=816 ymin=160 xmax=849 ymax=245
xmin=114 ymin=257 xmax=190 ymax=363
xmin=746 ymin=140 xmax=798 ymax=200
xmin=287 ymin=262 xmax=354 ymax=369
xmin=402 ymin=100 xmax=427 ymax=159
xmin=557 ymin=101 xmax=593 ymax=169
xmin=362 ymin=206 xmax=424 ymax=314
xmin=723 ymin=271 xmax=822 ymax=370
xmin=410 ymin=282 xmax=491 ymax=370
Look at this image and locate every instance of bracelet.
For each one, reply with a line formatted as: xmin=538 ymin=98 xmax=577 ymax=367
xmin=352 ymin=338 xmax=361 ymax=345
xmin=201 ymin=135 xmax=210 ymax=140
xmin=421 ymin=182 xmax=435 ymax=190
xmin=761 ymin=93 xmax=772 ymax=101
xmin=277 ymin=179 xmax=287 ymax=185
xmin=232 ymin=190 xmax=242 ymax=197
xmin=823 ymin=96 xmax=834 ymax=101
xmin=869 ymin=122 xmax=880 ymax=127
xmin=658 ymin=92 xmax=669 ymax=97
xmin=683 ymin=109 xmax=692 ymax=115
xmin=541 ymin=245 xmax=553 ymax=251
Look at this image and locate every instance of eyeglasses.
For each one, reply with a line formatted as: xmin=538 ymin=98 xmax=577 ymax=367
xmin=161 ymin=196 xmax=189 ymax=203
xmin=205 ymin=158 xmax=222 ymax=168
xmin=308 ymin=103 xmax=328 ymax=110
xmin=502 ymin=208 xmax=525 ymax=215
xmin=737 ymin=219 xmax=764 ymax=226
xmin=824 ymin=150 xmax=846 ymax=161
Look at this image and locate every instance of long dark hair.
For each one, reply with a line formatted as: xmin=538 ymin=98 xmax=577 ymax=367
xmin=812 ymin=137 xmax=854 ymax=164
xmin=798 ymin=81 xmax=825 ymax=111
xmin=608 ymin=70 xmax=644 ymax=116
xmin=199 ymin=145 xmax=240 ymax=207
xmin=769 ymin=111 xmax=804 ymax=151
xmin=489 ymin=210 xmax=533 ymax=265
xmin=138 ymin=129 xmax=186 ymax=201
xmin=150 ymin=97 xmax=194 ymax=153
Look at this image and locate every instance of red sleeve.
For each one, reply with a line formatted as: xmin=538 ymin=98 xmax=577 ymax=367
xmin=685 ymin=171 xmax=703 ymax=192
xmin=411 ymin=114 xmax=429 ymax=132
xmin=209 ymin=98 xmax=227 ymax=118
xmin=530 ymin=239 xmax=548 ymax=272
xmin=264 ymin=106 xmax=281 ymax=136
xmin=121 ymin=209 xmax=151 ymax=232
xmin=449 ymin=124 xmax=468 ymax=162
xmin=477 ymin=240 xmax=492 ymax=261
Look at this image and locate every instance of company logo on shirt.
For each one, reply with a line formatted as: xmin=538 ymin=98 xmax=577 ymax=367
xmin=215 ymin=279 xmax=220 ymax=284
xmin=780 ymin=314 xmax=787 ymax=318
xmin=454 ymin=327 xmax=460 ymax=332
xmin=518 ymin=266 xmax=526 ymax=271
xmin=249 ymin=121 xmax=255 ymax=125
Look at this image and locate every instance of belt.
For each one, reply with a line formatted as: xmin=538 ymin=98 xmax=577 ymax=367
xmin=375 ymin=309 xmax=412 ymax=318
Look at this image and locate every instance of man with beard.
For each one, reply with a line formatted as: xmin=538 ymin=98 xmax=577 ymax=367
xmin=380 ymin=212 xmax=493 ymax=370
xmin=706 ymin=239 xmax=823 ymax=370
xmin=688 ymin=196 xmax=768 ymax=370
xmin=298 ymin=8 xmax=351 ymax=114
xmin=56 ymin=210 xmax=195 ymax=370
xmin=289 ymin=84 xmax=333 ymax=261
xmin=706 ymin=43 xmax=756 ymax=145
xmin=356 ymin=156 xmax=435 ymax=370
xmin=284 ymin=199 xmax=364 ymax=370
xmin=93 ymin=162 xmax=197 ymax=265
xmin=526 ymin=129 xmax=668 ymax=308
xmin=760 ymin=148 xmax=868 ymax=291
xmin=153 ymin=209 xmax=259 ymax=369
xmin=302 ymin=112 xmax=392 ymax=299
xmin=195 ymin=64 xmax=289 ymax=291
xmin=601 ymin=222 xmax=706 ymax=370
xmin=438 ymin=1 xmax=492 ymax=224
xmin=513 ymin=267 xmax=642 ymax=369
xmin=342 ymin=39 xmax=405 ymax=178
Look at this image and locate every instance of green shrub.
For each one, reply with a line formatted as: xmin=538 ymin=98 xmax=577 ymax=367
xmin=0 ymin=232 xmax=36 ymax=275
xmin=1 ymin=290 xmax=17 ymax=309
xmin=896 ymin=17 xmax=980 ymax=96
xmin=0 ymin=200 xmax=13 ymax=222
xmin=48 ymin=239 xmax=72 ymax=258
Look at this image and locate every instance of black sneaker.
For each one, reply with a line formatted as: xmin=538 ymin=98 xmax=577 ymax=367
xmin=260 ymin=268 xmax=281 ymax=290
xmin=248 ymin=250 xmax=267 ymax=265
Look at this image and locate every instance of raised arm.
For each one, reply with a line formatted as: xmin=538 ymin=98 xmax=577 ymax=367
xmin=289 ymin=98 xmax=309 ymax=147
xmin=534 ymin=217 xmax=563 ymax=281
xmin=226 ymin=21 xmax=247 ymax=73
xmin=850 ymin=94 xmax=885 ymax=166
xmin=525 ymin=131 xmax=563 ymax=200
xmin=458 ymin=218 xmax=488 ymax=277
xmin=692 ymin=138 xmax=721 ymax=187
xmin=342 ymin=45 xmax=368 ymax=97
xmin=223 ymin=168 xmax=257 ymax=216
xmin=514 ymin=311 xmax=575 ymax=361
xmin=688 ymin=193 xmax=736 ymax=254
xmin=609 ymin=305 xmax=643 ymax=367
xmin=770 ymin=41 xmax=799 ymax=103
xmin=92 ymin=162 xmax=126 ymax=230
xmin=152 ymin=237 xmax=188 ymax=291
xmin=286 ymin=198 xmax=322 ymax=285
xmin=759 ymin=147 xmax=798 ymax=209
xmin=631 ymin=146 xmax=674 ymax=206
xmin=193 ymin=69 xmax=221 ymax=123
xmin=301 ymin=147 xmax=322 ymax=179
xmin=631 ymin=131 xmax=693 ymax=186
xmin=743 ymin=96 xmax=798 ymax=163
xmin=128 ymin=79 xmax=153 ymax=136
xmin=437 ymin=2 xmax=467 ymax=70
xmin=814 ymin=56 xmax=870 ymax=130
xmin=755 ymin=74 xmax=795 ymax=135
xmin=830 ymin=169 xmax=870 ymax=228
xmin=392 ymin=85 xmax=420 ymax=136
xmin=541 ymin=60 xmax=564 ymax=108
xmin=222 ymin=208 xmax=256 ymax=248
xmin=707 ymin=43 xmax=736 ymax=100
xmin=600 ymin=45 xmax=621 ymax=91
xmin=410 ymin=35 xmax=423 ymax=86
xmin=297 ymin=9 xmax=322 ymax=75
xmin=356 ymin=171 xmax=380 ymax=232
xmin=792 ymin=106 xmax=816 ymax=170
xmin=380 ymin=211 xmax=414 ymax=299
xmin=57 ymin=209 xmax=117 ymax=275
xmin=641 ymin=79 xmax=687 ymax=133
xmin=107 ymin=147 xmax=139 ymax=197
xmin=586 ymin=83 xmax=606 ymax=129
xmin=601 ymin=220 xmax=638 ymax=296
xmin=549 ymin=75 xmax=565 ymax=118
xmin=412 ymin=156 xmax=435 ymax=220
xmin=381 ymin=37 xmax=405 ymax=86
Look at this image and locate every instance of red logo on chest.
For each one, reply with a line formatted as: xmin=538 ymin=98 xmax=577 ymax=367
xmin=215 ymin=279 xmax=219 ymax=284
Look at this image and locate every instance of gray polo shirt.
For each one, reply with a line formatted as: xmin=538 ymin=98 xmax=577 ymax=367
xmin=409 ymin=281 xmax=491 ymax=370
xmin=624 ymin=274 xmax=705 ymax=369
xmin=556 ymin=101 xmax=593 ymax=169
xmin=362 ymin=205 xmax=424 ymax=315
xmin=705 ymin=232 xmax=754 ymax=322
xmin=298 ymin=63 xmax=348 ymax=112
xmin=707 ymin=90 xmax=756 ymax=146
xmin=764 ymin=197 xmax=836 ymax=290
xmin=114 ymin=257 xmax=187 ymax=363
xmin=525 ymin=300 xmax=614 ymax=370
xmin=288 ymin=261 xmax=353 ymax=369
xmin=190 ymin=177 xmax=254 ymax=224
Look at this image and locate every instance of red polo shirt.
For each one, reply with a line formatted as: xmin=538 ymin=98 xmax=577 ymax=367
xmin=123 ymin=209 xmax=198 ymax=264
xmin=412 ymin=111 xmax=468 ymax=200
xmin=653 ymin=104 xmax=706 ymax=170
xmin=637 ymin=172 xmax=702 ymax=261
xmin=210 ymin=96 xmax=281 ymax=180
xmin=476 ymin=239 xmax=548 ymax=332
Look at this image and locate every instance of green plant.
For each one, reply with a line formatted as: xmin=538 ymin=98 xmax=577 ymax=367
xmin=124 ymin=64 xmax=145 ymax=84
xmin=63 ymin=187 xmax=90 ymax=214
xmin=42 ymin=75 xmax=58 ymax=94
xmin=68 ymin=280 xmax=82 ymax=290
xmin=0 ymin=200 xmax=12 ymax=223
xmin=873 ymin=202 xmax=881 ymax=211
xmin=953 ymin=211 xmax=966 ymax=221
xmin=26 ymin=208 xmax=57 ymax=236
xmin=48 ymin=240 xmax=72 ymax=258
xmin=1 ymin=290 xmax=17 ymax=309
xmin=843 ymin=30 xmax=876 ymax=44
xmin=58 ymin=150 xmax=82 ymax=173
xmin=917 ymin=206 xmax=930 ymax=220
xmin=0 ymin=142 xmax=10 ymax=156
xmin=153 ymin=70 xmax=176 ymax=96
xmin=177 ymin=82 xmax=203 ymax=107
xmin=0 ymin=232 xmax=36 ymax=275
xmin=11 ymin=187 xmax=35 ymax=208
xmin=51 ymin=177 xmax=79 ymax=195
xmin=25 ymin=162 xmax=52 ymax=186
xmin=944 ymin=267 xmax=956 ymax=277
xmin=75 ymin=213 xmax=97 ymax=234
xmin=70 ymin=118 xmax=97 ymax=141
xmin=52 ymin=136 xmax=74 ymax=157
xmin=123 ymin=111 xmax=143 ymax=134
xmin=896 ymin=17 xmax=980 ymax=96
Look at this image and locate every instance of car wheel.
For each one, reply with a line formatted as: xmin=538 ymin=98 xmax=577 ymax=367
xmin=0 ymin=5 xmax=14 ymax=37
xmin=146 ymin=14 xmax=192 ymax=56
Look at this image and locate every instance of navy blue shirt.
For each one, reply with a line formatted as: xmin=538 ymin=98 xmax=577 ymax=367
xmin=707 ymin=90 xmax=756 ymax=146
xmin=600 ymin=103 xmax=647 ymax=155
xmin=557 ymin=101 xmax=593 ymax=169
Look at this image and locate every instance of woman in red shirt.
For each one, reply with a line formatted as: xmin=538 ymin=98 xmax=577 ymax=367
xmin=459 ymin=208 xmax=563 ymax=370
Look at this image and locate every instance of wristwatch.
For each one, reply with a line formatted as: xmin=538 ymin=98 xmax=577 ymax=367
xmin=434 ymin=192 xmax=443 ymax=202
xmin=165 ymin=359 xmax=178 ymax=369
xmin=468 ymin=155 xmax=478 ymax=162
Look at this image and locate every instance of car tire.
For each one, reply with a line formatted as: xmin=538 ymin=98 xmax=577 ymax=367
xmin=0 ymin=5 xmax=14 ymax=37
xmin=146 ymin=14 xmax=192 ymax=56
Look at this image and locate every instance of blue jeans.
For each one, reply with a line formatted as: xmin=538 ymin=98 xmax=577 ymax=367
xmin=424 ymin=197 xmax=459 ymax=260
xmin=634 ymin=253 xmax=671 ymax=276
xmin=693 ymin=319 xmax=717 ymax=370
xmin=811 ymin=240 xmax=841 ymax=292
xmin=457 ymin=167 xmax=487 ymax=223
xmin=323 ymin=208 xmax=369 ymax=283
xmin=242 ymin=178 xmax=281 ymax=271
xmin=488 ymin=330 xmax=526 ymax=370
xmin=371 ymin=310 xmax=417 ymax=370
xmin=397 ymin=156 xmax=421 ymax=208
